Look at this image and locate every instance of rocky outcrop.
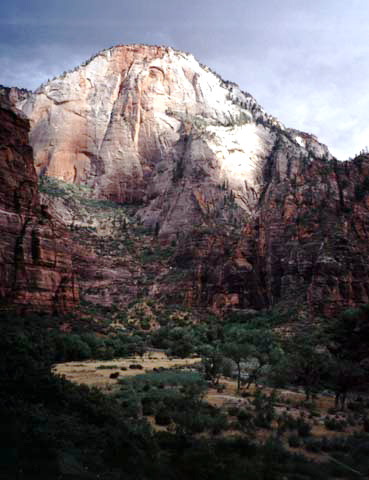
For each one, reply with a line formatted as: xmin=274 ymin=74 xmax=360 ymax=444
xmin=16 ymin=45 xmax=369 ymax=317
xmin=177 ymin=146 xmax=369 ymax=316
xmin=252 ymin=150 xmax=369 ymax=316
xmin=0 ymin=88 xmax=78 ymax=313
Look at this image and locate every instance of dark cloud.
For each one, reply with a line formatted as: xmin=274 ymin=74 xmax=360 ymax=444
xmin=1 ymin=0 xmax=369 ymax=159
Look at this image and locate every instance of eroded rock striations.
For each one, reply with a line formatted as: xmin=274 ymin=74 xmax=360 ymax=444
xmin=15 ymin=45 xmax=369 ymax=317
xmin=179 ymin=147 xmax=369 ymax=316
xmin=21 ymin=45 xmax=286 ymax=236
xmin=0 ymin=87 xmax=78 ymax=313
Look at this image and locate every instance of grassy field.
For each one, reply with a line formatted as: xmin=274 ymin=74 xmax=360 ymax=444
xmin=53 ymin=351 xmax=201 ymax=389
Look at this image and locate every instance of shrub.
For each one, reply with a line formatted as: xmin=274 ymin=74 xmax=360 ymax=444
xmin=296 ymin=419 xmax=311 ymax=437
xmin=129 ymin=364 xmax=143 ymax=369
xmin=347 ymin=400 xmax=365 ymax=413
xmin=155 ymin=410 xmax=171 ymax=426
xmin=254 ymin=412 xmax=272 ymax=429
xmin=209 ymin=413 xmax=228 ymax=434
xmin=96 ymin=364 xmax=119 ymax=369
xmin=279 ymin=413 xmax=298 ymax=431
xmin=304 ymin=438 xmax=321 ymax=453
xmin=237 ymin=409 xmax=253 ymax=423
xmin=141 ymin=398 xmax=155 ymax=416
xmin=363 ymin=417 xmax=369 ymax=433
xmin=227 ymin=406 xmax=240 ymax=417
xmin=324 ymin=417 xmax=347 ymax=432
xmin=221 ymin=358 xmax=234 ymax=377
xmin=288 ymin=434 xmax=301 ymax=448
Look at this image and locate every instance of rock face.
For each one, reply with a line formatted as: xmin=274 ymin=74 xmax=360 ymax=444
xmin=21 ymin=45 xmax=287 ymax=235
xmin=0 ymin=88 xmax=78 ymax=313
xmin=17 ymin=45 xmax=369 ymax=317
xmin=248 ymin=151 xmax=369 ymax=317
xmin=178 ymin=148 xmax=369 ymax=316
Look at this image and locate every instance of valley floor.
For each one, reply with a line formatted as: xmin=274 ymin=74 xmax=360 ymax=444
xmin=55 ymin=354 xmax=368 ymax=470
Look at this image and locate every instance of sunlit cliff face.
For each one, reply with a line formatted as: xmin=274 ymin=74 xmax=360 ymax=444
xmin=20 ymin=46 xmax=277 ymax=205
xmin=18 ymin=45 xmax=332 ymax=234
xmin=206 ymin=123 xmax=275 ymax=205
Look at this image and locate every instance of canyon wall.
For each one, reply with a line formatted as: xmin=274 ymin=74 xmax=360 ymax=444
xmin=0 ymin=88 xmax=78 ymax=314
xmin=14 ymin=45 xmax=369 ymax=316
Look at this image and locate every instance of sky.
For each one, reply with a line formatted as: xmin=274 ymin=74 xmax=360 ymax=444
xmin=1 ymin=0 xmax=369 ymax=159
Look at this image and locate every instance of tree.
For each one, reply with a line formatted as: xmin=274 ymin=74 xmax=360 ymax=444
xmin=324 ymin=306 xmax=369 ymax=409
xmin=199 ymin=343 xmax=224 ymax=386
xmin=326 ymin=358 xmax=365 ymax=409
xmin=222 ymin=341 xmax=251 ymax=392
xmin=223 ymin=323 xmax=281 ymax=393
xmin=242 ymin=329 xmax=281 ymax=389
xmin=276 ymin=331 xmax=329 ymax=401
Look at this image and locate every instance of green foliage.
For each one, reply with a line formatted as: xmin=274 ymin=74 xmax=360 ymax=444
xmin=324 ymin=306 xmax=369 ymax=408
xmin=39 ymin=176 xmax=125 ymax=211
xmin=150 ymin=315 xmax=225 ymax=358
xmin=50 ymin=330 xmax=147 ymax=362
xmin=304 ymin=437 xmax=321 ymax=453
xmin=120 ymin=370 xmax=205 ymax=391
xmin=0 ymin=314 xmax=154 ymax=479
xmin=324 ymin=417 xmax=347 ymax=432
xmin=223 ymin=316 xmax=282 ymax=391
xmin=288 ymin=434 xmax=301 ymax=448
xmin=155 ymin=409 xmax=172 ymax=426
xmin=38 ymin=175 xmax=66 ymax=197
xmin=96 ymin=364 xmax=119 ymax=369
xmin=199 ymin=343 xmax=224 ymax=385
xmin=118 ymin=369 xmax=230 ymax=436
xmin=271 ymin=328 xmax=330 ymax=400
xmin=296 ymin=419 xmax=312 ymax=437
xmin=3 ymin=302 xmax=369 ymax=479
xmin=140 ymin=245 xmax=175 ymax=264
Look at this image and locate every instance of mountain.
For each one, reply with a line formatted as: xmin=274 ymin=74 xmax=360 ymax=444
xmin=0 ymin=87 xmax=78 ymax=313
xmin=2 ymin=44 xmax=368 ymax=317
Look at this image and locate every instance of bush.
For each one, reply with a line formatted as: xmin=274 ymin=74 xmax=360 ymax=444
xmin=304 ymin=438 xmax=321 ymax=453
xmin=237 ymin=409 xmax=253 ymax=423
xmin=221 ymin=358 xmax=234 ymax=377
xmin=209 ymin=413 xmax=228 ymax=434
xmin=278 ymin=413 xmax=298 ymax=431
xmin=227 ymin=406 xmax=240 ymax=417
xmin=288 ymin=434 xmax=301 ymax=448
xmin=254 ymin=412 xmax=272 ymax=429
xmin=296 ymin=419 xmax=311 ymax=437
xmin=363 ymin=417 xmax=369 ymax=433
xmin=55 ymin=333 xmax=92 ymax=360
xmin=347 ymin=400 xmax=365 ymax=413
xmin=96 ymin=364 xmax=119 ymax=369
xmin=324 ymin=417 xmax=347 ymax=432
xmin=142 ymin=398 xmax=155 ymax=416
xmin=120 ymin=370 xmax=205 ymax=393
xmin=129 ymin=364 xmax=143 ymax=369
xmin=155 ymin=410 xmax=171 ymax=426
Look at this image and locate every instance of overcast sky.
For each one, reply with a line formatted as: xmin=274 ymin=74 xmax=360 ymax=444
xmin=1 ymin=0 xmax=369 ymax=159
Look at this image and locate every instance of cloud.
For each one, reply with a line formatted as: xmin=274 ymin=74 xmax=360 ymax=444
xmin=1 ymin=0 xmax=369 ymax=159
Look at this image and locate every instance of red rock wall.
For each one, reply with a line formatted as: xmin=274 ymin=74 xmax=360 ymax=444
xmin=175 ymin=149 xmax=369 ymax=317
xmin=0 ymin=91 xmax=78 ymax=314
